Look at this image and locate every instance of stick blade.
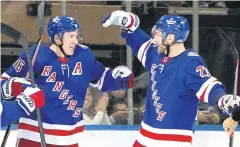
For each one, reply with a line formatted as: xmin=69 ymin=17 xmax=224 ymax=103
xmin=1 ymin=23 xmax=21 ymax=42
xmin=38 ymin=1 xmax=45 ymax=35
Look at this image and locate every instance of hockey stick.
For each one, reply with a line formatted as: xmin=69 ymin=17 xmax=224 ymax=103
xmin=0 ymin=125 xmax=11 ymax=147
xmin=1 ymin=23 xmax=46 ymax=147
xmin=216 ymin=27 xmax=239 ymax=147
xmin=1 ymin=2 xmax=46 ymax=147
xmin=1 ymin=23 xmax=47 ymax=147
xmin=26 ymin=1 xmax=45 ymax=79
xmin=1 ymin=23 xmax=31 ymax=147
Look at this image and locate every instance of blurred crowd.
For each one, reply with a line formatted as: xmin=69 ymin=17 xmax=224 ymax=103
xmin=83 ymin=86 xmax=129 ymax=125
xmin=51 ymin=1 xmax=240 ymax=8
xmin=119 ymin=1 xmax=240 ymax=8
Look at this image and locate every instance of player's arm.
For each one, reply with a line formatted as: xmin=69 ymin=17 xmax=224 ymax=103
xmin=90 ymin=58 xmax=133 ymax=92
xmin=231 ymin=106 xmax=240 ymax=121
xmin=2 ymin=44 xmax=41 ymax=78
xmin=184 ymin=59 xmax=239 ymax=115
xmin=102 ymin=10 xmax=157 ymax=69
xmin=0 ymin=87 xmax=45 ymax=127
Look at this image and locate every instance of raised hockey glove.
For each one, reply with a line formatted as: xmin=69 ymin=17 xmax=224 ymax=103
xmin=218 ymin=94 xmax=240 ymax=115
xmin=102 ymin=10 xmax=140 ymax=33
xmin=112 ymin=66 xmax=134 ymax=89
xmin=1 ymin=77 xmax=31 ymax=100
xmin=17 ymin=87 xmax=45 ymax=115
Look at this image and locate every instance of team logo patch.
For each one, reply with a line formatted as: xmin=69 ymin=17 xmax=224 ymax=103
xmin=122 ymin=17 xmax=128 ymax=25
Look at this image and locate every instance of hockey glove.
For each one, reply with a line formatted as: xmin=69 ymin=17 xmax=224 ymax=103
xmin=218 ymin=94 xmax=240 ymax=115
xmin=1 ymin=77 xmax=31 ymax=100
xmin=17 ymin=87 xmax=45 ymax=115
xmin=102 ymin=10 xmax=140 ymax=33
xmin=112 ymin=66 xmax=134 ymax=89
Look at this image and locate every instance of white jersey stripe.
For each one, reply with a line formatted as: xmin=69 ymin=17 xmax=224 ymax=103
xmin=141 ymin=121 xmax=193 ymax=137
xmin=0 ymin=102 xmax=3 ymax=116
xmin=136 ymin=133 xmax=192 ymax=147
xmin=1 ymin=72 xmax=10 ymax=78
xmin=19 ymin=117 xmax=84 ymax=130
xmin=137 ymin=39 xmax=152 ymax=67
xmin=90 ymin=67 xmax=110 ymax=90
xmin=196 ymin=77 xmax=216 ymax=98
xmin=18 ymin=118 xmax=85 ymax=145
xmin=203 ymin=81 xmax=222 ymax=103
xmin=17 ymin=129 xmax=82 ymax=146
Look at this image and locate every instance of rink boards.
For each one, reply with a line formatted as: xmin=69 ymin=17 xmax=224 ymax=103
xmin=0 ymin=125 xmax=239 ymax=147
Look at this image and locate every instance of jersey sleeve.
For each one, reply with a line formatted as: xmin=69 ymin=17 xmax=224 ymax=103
xmin=2 ymin=44 xmax=42 ymax=78
xmin=183 ymin=59 xmax=226 ymax=105
xmin=0 ymin=101 xmax=26 ymax=127
xmin=121 ymin=28 xmax=158 ymax=70
xmin=232 ymin=106 xmax=240 ymax=121
xmin=90 ymin=58 xmax=133 ymax=92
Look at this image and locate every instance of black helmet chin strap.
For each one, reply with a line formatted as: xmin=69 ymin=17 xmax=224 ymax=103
xmin=162 ymin=36 xmax=175 ymax=57
xmin=53 ymin=39 xmax=70 ymax=58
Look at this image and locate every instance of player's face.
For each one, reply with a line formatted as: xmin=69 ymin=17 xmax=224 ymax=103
xmin=153 ymin=30 xmax=167 ymax=53
xmin=83 ymin=89 xmax=93 ymax=109
xmin=61 ymin=30 xmax=79 ymax=56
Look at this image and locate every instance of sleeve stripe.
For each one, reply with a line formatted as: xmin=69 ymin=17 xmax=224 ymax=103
xmin=200 ymin=81 xmax=222 ymax=102
xmin=90 ymin=67 xmax=110 ymax=90
xmin=0 ymin=102 xmax=3 ymax=116
xmin=196 ymin=77 xmax=216 ymax=98
xmin=137 ymin=39 xmax=152 ymax=67
xmin=1 ymin=72 xmax=10 ymax=78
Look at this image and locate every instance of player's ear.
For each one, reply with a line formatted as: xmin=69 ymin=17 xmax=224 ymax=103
xmin=53 ymin=34 xmax=62 ymax=45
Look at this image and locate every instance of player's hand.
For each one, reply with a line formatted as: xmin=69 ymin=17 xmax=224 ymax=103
xmin=223 ymin=117 xmax=238 ymax=135
xmin=218 ymin=94 xmax=240 ymax=115
xmin=17 ymin=87 xmax=45 ymax=115
xmin=1 ymin=77 xmax=31 ymax=100
xmin=112 ymin=66 xmax=134 ymax=88
xmin=101 ymin=10 xmax=140 ymax=33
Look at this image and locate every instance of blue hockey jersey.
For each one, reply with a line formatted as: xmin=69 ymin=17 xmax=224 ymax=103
xmin=0 ymin=100 xmax=26 ymax=127
xmin=122 ymin=28 xmax=226 ymax=146
xmin=3 ymin=44 xmax=133 ymax=146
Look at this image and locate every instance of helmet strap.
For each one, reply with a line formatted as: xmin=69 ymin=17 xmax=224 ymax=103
xmin=53 ymin=39 xmax=70 ymax=58
xmin=162 ymin=35 xmax=176 ymax=57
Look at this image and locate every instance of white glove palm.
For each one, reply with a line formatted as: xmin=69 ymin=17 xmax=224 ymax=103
xmin=112 ymin=66 xmax=132 ymax=79
xmin=102 ymin=10 xmax=140 ymax=33
xmin=218 ymin=94 xmax=240 ymax=115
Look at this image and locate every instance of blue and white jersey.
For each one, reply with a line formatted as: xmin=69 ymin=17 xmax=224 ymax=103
xmin=122 ymin=28 xmax=226 ymax=145
xmin=3 ymin=44 xmax=132 ymax=146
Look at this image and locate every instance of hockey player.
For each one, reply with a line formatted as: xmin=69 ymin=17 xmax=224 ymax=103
xmin=102 ymin=11 xmax=240 ymax=147
xmin=223 ymin=106 xmax=240 ymax=135
xmin=1 ymin=77 xmax=45 ymax=127
xmin=2 ymin=15 xmax=133 ymax=147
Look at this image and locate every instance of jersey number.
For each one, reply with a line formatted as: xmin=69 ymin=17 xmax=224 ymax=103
xmin=196 ymin=65 xmax=211 ymax=78
xmin=13 ymin=59 xmax=25 ymax=72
